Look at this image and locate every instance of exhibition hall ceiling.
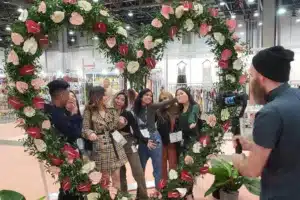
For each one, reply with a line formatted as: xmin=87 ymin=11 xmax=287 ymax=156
xmin=0 ymin=0 xmax=299 ymax=48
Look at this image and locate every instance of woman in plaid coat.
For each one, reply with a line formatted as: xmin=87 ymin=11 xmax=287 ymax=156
xmin=82 ymin=86 xmax=128 ymax=189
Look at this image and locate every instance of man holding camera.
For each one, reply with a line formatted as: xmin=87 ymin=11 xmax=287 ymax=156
xmin=232 ymin=46 xmax=300 ymax=200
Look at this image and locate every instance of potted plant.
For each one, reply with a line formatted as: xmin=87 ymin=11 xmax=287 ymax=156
xmin=205 ymin=158 xmax=260 ymax=200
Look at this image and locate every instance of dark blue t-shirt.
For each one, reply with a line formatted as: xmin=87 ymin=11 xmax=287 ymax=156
xmin=253 ymin=83 xmax=300 ymax=200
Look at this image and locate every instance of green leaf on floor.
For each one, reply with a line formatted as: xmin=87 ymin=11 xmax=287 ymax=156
xmin=0 ymin=190 xmax=26 ymax=200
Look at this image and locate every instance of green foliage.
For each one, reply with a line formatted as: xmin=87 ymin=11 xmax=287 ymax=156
xmin=205 ymin=159 xmax=260 ymax=197
xmin=0 ymin=190 xmax=26 ymax=200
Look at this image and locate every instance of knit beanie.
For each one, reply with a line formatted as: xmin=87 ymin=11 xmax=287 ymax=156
xmin=252 ymin=46 xmax=294 ymax=82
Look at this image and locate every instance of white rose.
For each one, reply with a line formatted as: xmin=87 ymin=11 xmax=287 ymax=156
xmin=127 ymin=61 xmax=140 ymax=74
xmin=18 ymin=9 xmax=28 ymax=22
xmin=168 ymin=169 xmax=178 ymax=180
xmin=193 ymin=3 xmax=203 ymax=16
xmin=23 ymin=37 xmax=38 ymax=55
xmin=117 ymin=26 xmax=128 ymax=38
xmin=214 ymin=32 xmax=225 ymax=46
xmin=233 ymin=58 xmax=242 ymax=70
xmin=51 ymin=11 xmax=65 ymax=23
xmin=87 ymin=193 xmax=101 ymax=200
xmin=78 ymin=0 xmax=92 ymax=12
xmin=176 ymin=188 xmax=187 ymax=197
xmin=226 ymin=74 xmax=236 ymax=83
xmin=24 ymin=106 xmax=36 ymax=117
xmin=184 ymin=19 xmax=194 ymax=31
xmin=120 ymin=197 xmax=128 ymax=200
xmin=154 ymin=38 xmax=163 ymax=47
xmin=34 ymin=139 xmax=47 ymax=152
xmin=175 ymin=5 xmax=184 ymax=19
xmin=221 ymin=108 xmax=230 ymax=121
xmin=193 ymin=142 xmax=201 ymax=153
xmin=81 ymin=161 xmax=96 ymax=174
xmin=100 ymin=10 xmax=109 ymax=17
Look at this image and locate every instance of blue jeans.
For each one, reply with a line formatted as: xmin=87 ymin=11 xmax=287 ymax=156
xmin=138 ymin=132 xmax=162 ymax=188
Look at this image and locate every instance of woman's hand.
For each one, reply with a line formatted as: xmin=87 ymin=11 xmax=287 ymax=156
xmin=147 ymin=140 xmax=157 ymax=150
xmin=118 ymin=116 xmax=128 ymax=129
xmin=189 ymin=123 xmax=196 ymax=129
xmin=66 ymin=100 xmax=78 ymax=115
xmin=88 ymin=133 xmax=98 ymax=141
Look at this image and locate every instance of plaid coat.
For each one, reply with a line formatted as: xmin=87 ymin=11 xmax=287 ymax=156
xmin=82 ymin=107 xmax=127 ymax=172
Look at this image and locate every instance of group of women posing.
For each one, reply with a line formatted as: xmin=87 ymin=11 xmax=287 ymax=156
xmin=72 ymin=86 xmax=201 ymax=200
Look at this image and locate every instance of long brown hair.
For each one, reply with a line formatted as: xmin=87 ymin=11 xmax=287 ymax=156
xmin=87 ymin=86 xmax=106 ymax=111
xmin=157 ymin=91 xmax=179 ymax=122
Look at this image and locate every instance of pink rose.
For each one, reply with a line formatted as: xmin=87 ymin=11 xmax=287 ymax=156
xmin=31 ymin=78 xmax=45 ymax=90
xmin=226 ymin=19 xmax=237 ymax=32
xmin=7 ymin=50 xmax=19 ymax=65
xmin=199 ymin=23 xmax=212 ymax=36
xmin=234 ymin=43 xmax=245 ymax=52
xmin=208 ymin=8 xmax=218 ymax=17
xmin=89 ymin=171 xmax=101 ymax=185
xmin=144 ymin=37 xmax=153 ymax=50
xmin=183 ymin=1 xmax=193 ymax=11
xmin=218 ymin=60 xmax=229 ymax=69
xmin=38 ymin=1 xmax=46 ymax=14
xmin=106 ymin=37 xmax=116 ymax=48
xmin=109 ymin=187 xmax=118 ymax=200
xmin=151 ymin=18 xmax=163 ymax=28
xmin=232 ymin=33 xmax=239 ymax=41
xmin=221 ymin=49 xmax=232 ymax=61
xmin=42 ymin=120 xmax=51 ymax=130
xmin=16 ymin=81 xmax=29 ymax=94
xmin=206 ymin=114 xmax=217 ymax=127
xmin=115 ymin=61 xmax=125 ymax=72
xmin=239 ymin=74 xmax=248 ymax=85
xmin=161 ymin=4 xmax=174 ymax=19
xmin=69 ymin=12 xmax=84 ymax=26
xmin=63 ymin=0 xmax=77 ymax=4
xmin=136 ymin=50 xmax=143 ymax=58
xmin=15 ymin=118 xmax=25 ymax=126
xmin=11 ymin=33 xmax=24 ymax=45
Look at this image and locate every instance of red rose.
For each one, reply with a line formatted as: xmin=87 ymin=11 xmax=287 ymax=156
xmin=19 ymin=65 xmax=35 ymax=76
xmin=199 ymin=135 xmax=210 ymax=146
xmin=93 ymin=22 xmax=107 ymax=33
xmin=8 ymin=96 xmax=24 ymax=110
xmin=119 ymin=44 xmax=129 ymax=56
xmin=200 ymin=165 xmax=209 ymax=174
xmin=169 ymin=26 xmax=178 ymax=39
xmin=25 ymin=20 xmax=41 ymax=34
xmin=158 ymin=179 xmax=167 ymax=190
xmin=49 ymin=155 xmax=64 ymax=166
xmin=183 ymin=1 xmax=193 ymax=10
xmin=26 ymin=127 xmax=42 ymax=139
xmin=32 ymin=96 xmax=45 ymax=109
xmin=180 ymin=170 xmax=193 ymax=182
xmin=61 ymin=177 xmax=71 ymax=192
xmin=222 ymin=120 xmax=231 ymax=132
xmin=38 ymin=35 xmax=49 ymax=48
xmin=62 ymin=144 xmax=80 ymax=163
xmin=145 ymin=57 xmax=156 ymax=69
xmin=76 ymin=182 xmax=91 ymax=192
xmin=100 ymin=176 xmax=110 ymax=189
xmin=168 ymin=191 xmax=180 ymax=198
xmin=218 ymin=60 xmax=229 ymax=69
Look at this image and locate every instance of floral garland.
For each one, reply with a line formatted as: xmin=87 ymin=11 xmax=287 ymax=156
xmin=5 ymin=0 xmax=248 ymax=199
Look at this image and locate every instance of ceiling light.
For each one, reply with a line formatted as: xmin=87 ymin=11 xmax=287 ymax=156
xmin=277 ymin=7 xmax=287 ymax=15
xmin=258 ymin=21 xmax=263 ymax=26
xmin=247 ymin=0 xmax=255 ymax=3
xmin=17 ymin=8 xmax=23 ymax=13
xmin=231 ymin=14 xmax=236 ymax=19
xmin=128 ymin=11 xmax=133 ymax=17
xmin=93 ymin=0 xmax=99 ymax=2
xmin=240 ymin=32 xmax=245 ymax=35
xmin=296 ymin=18 xmax=300 ymax=23
xmin=238 ymin=23 xmax=243 ymax=27
xmin=6 ymin=26 xmax=11 ymax=31
xmin=220 ymin=1 xmax=225 ymax=6
xmin=71 ymin=38 xmax=75 ymax=42
xmin=125 ymin=25 xmax=131 ymax=30
xmin=69 ymin=30 xmax=74 ymax=35
xmin=254 ymin=11 xmax=259 ymax=17
xmin=93 ymin=36 xmax=99 ymax=40
xmin=0 ymin=38 xmax=2 ymax=41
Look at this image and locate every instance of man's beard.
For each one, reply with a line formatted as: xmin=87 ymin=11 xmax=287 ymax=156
xmin=251 ymin=78 xmax=266 ymax=105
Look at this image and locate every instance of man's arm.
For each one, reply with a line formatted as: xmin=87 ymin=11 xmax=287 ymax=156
xmin=233 ymin=107 xmax=281 ymax=177
xmin=51 ymin=109 xmax=83 ymax=140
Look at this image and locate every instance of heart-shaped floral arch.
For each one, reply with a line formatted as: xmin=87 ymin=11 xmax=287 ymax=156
xmin=5 ymin=0 xmax=248 ymax=199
